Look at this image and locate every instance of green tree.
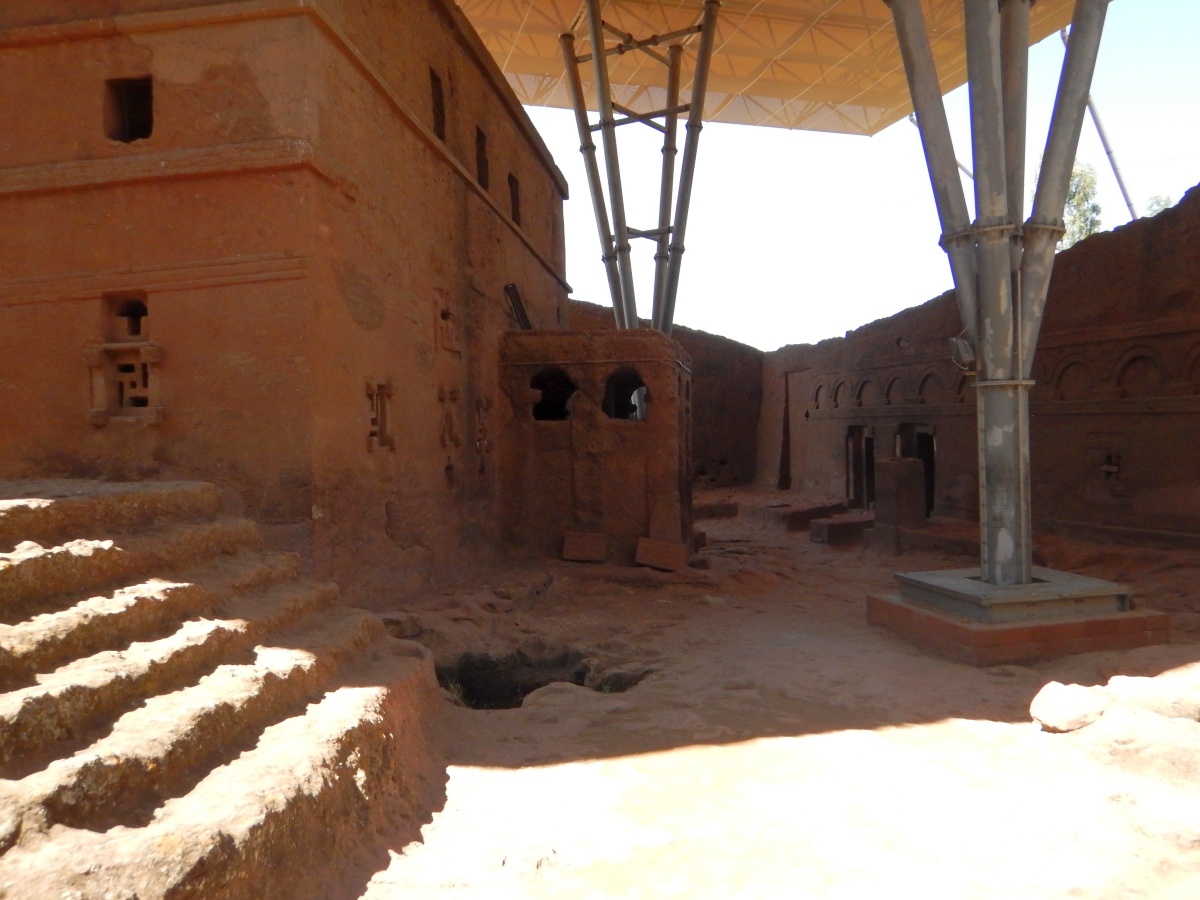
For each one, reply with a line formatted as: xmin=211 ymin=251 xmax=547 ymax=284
xmin=1146 ymin=194 xmax=1173 ymax=216
xmin=1059 ymin=162 xmax=1101 ymax=251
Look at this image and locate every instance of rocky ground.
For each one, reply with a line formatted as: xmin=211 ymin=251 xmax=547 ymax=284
xmin=349 ymin=489 xmax=1200 ymax=899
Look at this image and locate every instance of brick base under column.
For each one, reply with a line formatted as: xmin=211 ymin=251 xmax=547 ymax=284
xmin=867 ymin=593 xmax=1170 ymax=666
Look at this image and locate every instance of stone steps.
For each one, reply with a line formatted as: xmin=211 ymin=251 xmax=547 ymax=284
xmin=9 ymin=606 xmax=384 ymax=836
xmin=0 ymin=639 xmax=438 ymax=900
xmin=0 ymin=481 xmax=223 ymax=553
xmin=0 ymin=517 xmax=262 ymax=619
xmin=0 ymin=579 xmax=337 ymax=779
xmin=0 ymin=480 xmax=441 ymax=897
xmin=0 ymin=550 xmax=303 ymax=691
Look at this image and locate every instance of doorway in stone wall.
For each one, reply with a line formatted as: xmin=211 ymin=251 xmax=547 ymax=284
xmin=846 ymin=425 xmax=875 ymax=509
xmin=896 ymin=423 xmax=936 ymax=516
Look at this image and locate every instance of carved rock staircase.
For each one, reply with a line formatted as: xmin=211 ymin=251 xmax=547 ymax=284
xmin=0 ymin=480 xmax=440 ymax=899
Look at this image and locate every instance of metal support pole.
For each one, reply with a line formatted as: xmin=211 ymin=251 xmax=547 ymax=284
xmin=887 ymin=0 xmax=978 ymax=361
xmin=651 ymin=44 xmax=683 ymax=329
xmin=585 ymin=0 xmax=639 ymax=329
xmin=561 ymin=32 xmax=626 ymax=328
xmin=1020 ymin=0 xmax=1110 ymax=378
xmin=966 ymin=0 xmax=1030 ymax=586
xmin=659 ymin=0 xmax=721 ymax=335
xmin=1001 ymin=0 xmax=1031 ymax=279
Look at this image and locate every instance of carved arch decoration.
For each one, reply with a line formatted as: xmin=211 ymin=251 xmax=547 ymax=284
xmin=855 ymin=377 xmax=882 ymax=408
xmin=1048 ymin=353 xmax=1094 ymax=401
xmin=917 ymin=369 xmax=948 ymax=405
xmin=1112 ymin=345 xmax=1168 ymax=398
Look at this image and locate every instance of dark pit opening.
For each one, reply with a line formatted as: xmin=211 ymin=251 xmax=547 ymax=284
xmin=437 ymin=649 xmax=646 ymax=709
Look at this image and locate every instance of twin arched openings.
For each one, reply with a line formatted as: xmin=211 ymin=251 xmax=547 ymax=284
xmin=530 ymin=366 xmax=648 ymax=421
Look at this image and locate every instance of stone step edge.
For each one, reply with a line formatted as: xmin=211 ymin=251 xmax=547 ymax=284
xmin=0 ymin=581 xmax=338 ymax=777
xmin=0 ymin=482 xmax=223 ymax=554
xmin=0 ymin=517 xmax=263 ymax=614
xmin=0 ymin=639 xmax=440 ymax=900
xmin=0 ymin=551 xmax=304 ymax=689
xmin=8 ymin=606 xmax=384 ymax=844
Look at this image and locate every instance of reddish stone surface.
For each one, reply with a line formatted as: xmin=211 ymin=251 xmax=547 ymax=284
xmin=635 ymin=537 xmax=689 ymax=572
xmin=569 ymin=300 xmax=762 ymax=487
xmin=0 ymin=1 xmax=569 ymax=600
xmin=562 ymin=531 xmax=607 ymax=562
xmin=760 ymin=187 xmax=1200 ymax=546
xmin=498 ymin=330 xmax=692 ymax=563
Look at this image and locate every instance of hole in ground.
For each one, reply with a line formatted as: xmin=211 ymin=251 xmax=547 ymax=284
xmin=436 ymin=648 xmax=647 ymax=709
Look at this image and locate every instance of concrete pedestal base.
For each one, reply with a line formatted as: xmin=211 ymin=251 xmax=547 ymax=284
xmin=869 ymin=567 xmax=1170 ymax=665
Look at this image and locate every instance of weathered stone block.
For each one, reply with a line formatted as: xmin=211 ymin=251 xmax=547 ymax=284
xmin=562 ymin=531 xmax=607 ymax=562
xmin=635 ymin=537 xmax=688 ymax=572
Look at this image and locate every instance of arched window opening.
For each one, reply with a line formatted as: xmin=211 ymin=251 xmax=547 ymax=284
xmin=530 ymin=368 xmax=577 ymax=421
xmin=602 ymin=368 xmax=648 ymax=420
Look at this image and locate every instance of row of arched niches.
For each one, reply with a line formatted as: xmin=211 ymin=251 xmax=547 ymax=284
xmin=808 ymin=340 xmax=1200 ymax=410
xmin=529 ymin=366 xmax=653 ymax=421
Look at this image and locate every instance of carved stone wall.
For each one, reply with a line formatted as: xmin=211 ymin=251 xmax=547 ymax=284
xmin=0 ymin=0 xmax=569 ymax=598
xmin=760 ymin=185 xmax=1200 ymax=545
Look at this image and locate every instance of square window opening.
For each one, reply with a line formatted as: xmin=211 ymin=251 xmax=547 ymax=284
xmin=105 ymin=77 xmax=154 ymax=143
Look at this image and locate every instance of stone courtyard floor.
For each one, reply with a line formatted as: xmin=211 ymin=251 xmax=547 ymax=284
xmin=352 ymin=490 xmax=1200 ymax=899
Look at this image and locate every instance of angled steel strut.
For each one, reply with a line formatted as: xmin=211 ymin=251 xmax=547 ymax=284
xmin=887 ymin=0 xmax=1109 ymax=586
xmin=561 ymin=0 xmax=721 ymax=333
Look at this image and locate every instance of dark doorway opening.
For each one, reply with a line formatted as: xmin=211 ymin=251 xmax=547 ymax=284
xmin=778 ymin=375 xmax=792 ymax=489
xmin=897 ymin=424 xmax=936 ymax=516
xmin=846 ymin=425 xmax=875 ymax=509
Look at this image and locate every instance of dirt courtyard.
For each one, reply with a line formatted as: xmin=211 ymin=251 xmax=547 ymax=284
xmin=343 ymin=489 xmax=1200 ymax=898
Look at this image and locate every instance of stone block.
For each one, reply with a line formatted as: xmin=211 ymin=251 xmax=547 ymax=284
xmin=635 ymin=537 xmax=689 ymax=572
xmin=562 ymin=531 xmax=607 ymax=562
xmin=809 ymin=516 xmax=872 ymax=545
xmin=786 ymin=502 xmax=846 ymax=532
xmin=874 ymin=457 xmax=926 ymax=529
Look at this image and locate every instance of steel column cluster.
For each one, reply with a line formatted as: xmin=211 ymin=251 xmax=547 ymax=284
xmin=561 ymin=0 xmax=721 ymax=333
xmin=887 ymin=0 xmax=1109 ymax=586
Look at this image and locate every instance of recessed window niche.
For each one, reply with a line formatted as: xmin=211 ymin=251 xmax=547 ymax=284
xmin=105 ymin=77 xmax=154 ymax=143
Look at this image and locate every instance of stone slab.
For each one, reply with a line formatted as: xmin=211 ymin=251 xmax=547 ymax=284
xmin=635 ymin=537 xmax=689 ymax=572
xmin=561 ymin=532 xmax=607 ymax=563
xmin=895 ymin=567 xmax=1129 ymax=623
xmin=809 ymin=515 xmax=873 ymax=545
xmin=867 ymin=593 xmax=1170 ymax=666
xmin=786 ymin=503 xmax=847 ymax=532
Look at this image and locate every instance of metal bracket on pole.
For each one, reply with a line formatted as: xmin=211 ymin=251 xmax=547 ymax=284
xmin=561 ymin=1 xmax=721 ymax=332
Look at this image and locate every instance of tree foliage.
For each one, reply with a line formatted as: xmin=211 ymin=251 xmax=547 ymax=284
xmin=1059 ymin=162 xmax=1102 ymax=251
xmin=1146 ymin=194 xmax=1174 ymax=216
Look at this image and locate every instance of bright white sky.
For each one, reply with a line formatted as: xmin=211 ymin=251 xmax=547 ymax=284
xmin=526 ymin=0 xmax=1200 ymax=351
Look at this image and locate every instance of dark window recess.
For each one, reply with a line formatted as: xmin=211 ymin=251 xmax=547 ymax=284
xmin=366 ymin=382 xmax=395 ymax=451
xmin=475 ymin=127 xmax=489 ymax=189
xmin=105 ymin=78 xmax=154 ymax=143
xmin=508 ymin=173 xmax=521 ymax=224
xmin=430 ymin=69 xmax=446 ymax=141
xmin=602 ymin=368 xmax=648 ymax=420
xmin=530 ymin=368 xmax=577 ymax=421
xmin=117 ymin=299 xmax=148 ymax=337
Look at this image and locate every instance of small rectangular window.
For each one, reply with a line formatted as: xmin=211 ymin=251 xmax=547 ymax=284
xmin=105 ymin=77 xmax=153 ymax=143
xmin=430 ymin=69 xmax=446 ymax=141
xmin=475 ymin=127 xmax=489 ymax=189
xmin=508 ymin=173 xmax=521 ymax=225
xmin=366 ymin=382 xmax=394 ymax=451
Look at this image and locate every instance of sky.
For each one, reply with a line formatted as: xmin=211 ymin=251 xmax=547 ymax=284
xmin=525 ymin=0 xmax=1200 ymax=351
